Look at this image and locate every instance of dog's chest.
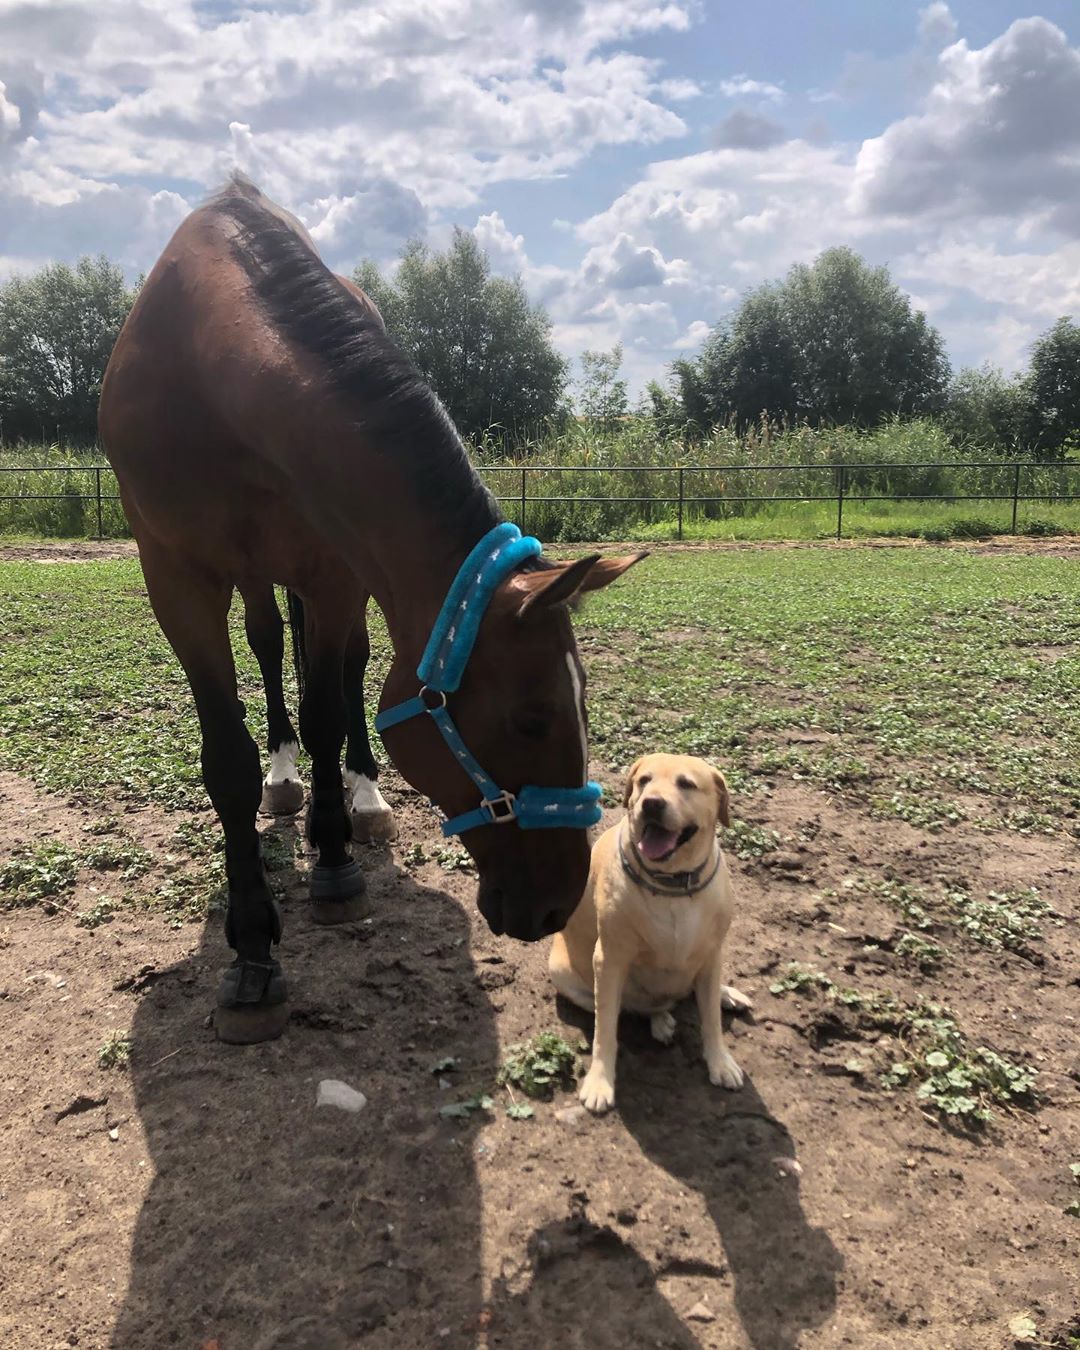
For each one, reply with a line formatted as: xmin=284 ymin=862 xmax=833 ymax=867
xmin=634 ymin=897 xmax=713 ymax=980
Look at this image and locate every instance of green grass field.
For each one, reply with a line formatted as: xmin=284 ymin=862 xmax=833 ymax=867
xmin=2 ymin=547 xmax=1077 ymax=843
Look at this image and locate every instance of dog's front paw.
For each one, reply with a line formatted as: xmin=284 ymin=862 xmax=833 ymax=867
xmin=650 ymin=1010 xmax=677 ymax=1044
xmin=721 ymin=984 xmax=753 ymax=1013
xmin=579 ymin=1064 xmax=616 ymax=1114
xmin=707 ymin=1048 xmax=744 ymax=1090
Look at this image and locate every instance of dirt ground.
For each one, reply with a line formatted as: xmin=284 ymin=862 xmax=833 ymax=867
xmin=3 ymin=533 xmax=1080 ymax=566
xmin=1 ymin=749 xmax=1077 ymax=1349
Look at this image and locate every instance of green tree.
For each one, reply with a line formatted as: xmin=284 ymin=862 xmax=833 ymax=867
xmin=944 ymin=364 xmax=1028 ymax=453
xmin=664 ymin=247 xmax=950 ymax=431
xmin=1022 ymin=317 xmax=1080 ymax=456
xmin=353 ymin=231 xmax=566 ymax=444
xmin=0 ymin=256 xmax=137 ymax=445
xmin=577 ymin=344 xmax=627 ymax=426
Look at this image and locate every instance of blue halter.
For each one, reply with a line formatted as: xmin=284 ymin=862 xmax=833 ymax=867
xmin=375 ymin=522 xmax=603 ymax=838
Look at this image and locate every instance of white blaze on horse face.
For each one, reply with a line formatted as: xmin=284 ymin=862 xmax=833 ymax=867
xmin=265 ymin=741 xmax=300 ymax=786
xmin=565 ymin=652 xmax=588 ymax=784
xmin=344 ymin=769 xmax=392 ymax=817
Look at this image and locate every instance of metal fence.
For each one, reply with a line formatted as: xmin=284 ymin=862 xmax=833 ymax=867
xmin=3 ymin=459 xmax=1079 ymax=541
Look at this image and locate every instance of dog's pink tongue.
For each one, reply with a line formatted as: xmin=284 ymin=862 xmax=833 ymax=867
xmin=638 ymin=824 xmax=679 ymax=861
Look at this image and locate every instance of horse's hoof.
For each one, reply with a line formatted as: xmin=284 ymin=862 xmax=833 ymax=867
xmin=259 ymin=779 xmax=304 ymax=817
xmin=215 ymin=959 xmax=288 ymax=1044
xmin=351 ymin=808 xmax=398 ymax=845
xmin=310 ymin=860 xmax=370 ymax=925
xmin=215 ymin=1001 xmax=290 ymax=1044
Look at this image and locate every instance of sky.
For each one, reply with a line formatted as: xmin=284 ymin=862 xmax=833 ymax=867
xmin=3 ymin=0 xmax=1080 ymax=396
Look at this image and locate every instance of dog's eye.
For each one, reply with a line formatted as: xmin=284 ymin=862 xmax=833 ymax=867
xmin=636 ymin=774 xmax=652 ymax=788
xmin=677 ymin=776 xmax=698 ymax=791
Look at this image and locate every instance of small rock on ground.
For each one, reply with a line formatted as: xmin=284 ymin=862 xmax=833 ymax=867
xmin=316 ymin=1079 xmax=367 ymax=1113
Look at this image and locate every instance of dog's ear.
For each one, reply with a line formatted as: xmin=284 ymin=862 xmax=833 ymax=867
xmin=712 ymin=768 xmax=731 ymax=829
xmin=622 ymin=757 xmax=645 ymax=808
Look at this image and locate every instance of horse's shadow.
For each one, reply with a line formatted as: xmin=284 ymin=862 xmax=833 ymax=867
xmin=112 ymin=830 xmax=498 ymax=1350
xmin=554 ymin=1001 xmax=843 ymax=1350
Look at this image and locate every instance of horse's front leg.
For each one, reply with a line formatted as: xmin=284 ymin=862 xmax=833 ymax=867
xmin=141 ymin=544 xmax=288 ymax=1044
xmin=343 ymin=604 xmax=397 ymax=844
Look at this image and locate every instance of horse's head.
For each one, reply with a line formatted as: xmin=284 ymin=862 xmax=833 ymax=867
xmin=380 ymin=550 xmax=644 ymax=940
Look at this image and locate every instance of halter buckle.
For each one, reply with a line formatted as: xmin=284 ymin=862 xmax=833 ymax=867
xmin=420 ymin=685 xmax=447 ymax=711
xmin=482 ymin=791 xmax=517 ymax=824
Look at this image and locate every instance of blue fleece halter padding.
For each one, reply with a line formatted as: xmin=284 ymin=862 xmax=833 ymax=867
xmin=417 ymin=522 xmax=542 ymax=692
xmin=375 ymin=522 xmax=602 ymax=836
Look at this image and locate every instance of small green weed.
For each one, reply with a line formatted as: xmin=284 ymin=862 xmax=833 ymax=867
xmin=76 ymin=895 xmax=122 ymax=929
xmin=769 ymin=964 xmax=1036 ymax=1127
xmin=723 ymin=819 xmax=780 ymax=860
xmin=438 ymin=1094 xmax=494 ymax=1119
xmin=944 ymin=885 xmax=1055 ymax=956
xmin=82 ymin=838 xmax=152 ymax=879
xmin=431 ymin=844 xmax=475 ymax=873
xmin=259 ymin=832 xmax=293 ymax=873
xmin=498 ymin=1032 xmax=579 ymax=1100
xmin=83 ymin=815 xmax=120 ymax=836
xmin=895 ymin=931 xmax=948 ymax=969
xmin=0 ymin=841 xmax=80 ymax=906
xmin=98 ymin=1031 xmax=131 ymax=1069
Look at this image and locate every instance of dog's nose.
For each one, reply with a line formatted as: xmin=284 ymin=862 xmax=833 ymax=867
xmin=641 ymin=795 xmax=667 ymax=821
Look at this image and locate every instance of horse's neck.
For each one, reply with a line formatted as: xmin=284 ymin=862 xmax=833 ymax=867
xmin=358 ymin=510 xmax=486 ymax=666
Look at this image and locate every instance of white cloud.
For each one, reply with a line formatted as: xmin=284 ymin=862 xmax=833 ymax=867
xmin=673 ymin=319 xmax=710 ymax=349
xmin=917 ymin=2 xmax=958 ymax=46
xmin=472 ymin=212 xmax=529 ymax=274
xmin=719 ymin=75 xmax=785 ymax=102
xmin=853 ymin=18 xmax=1080 ymax=233
xmin=0 ymin=0 xmax=696 ymax=273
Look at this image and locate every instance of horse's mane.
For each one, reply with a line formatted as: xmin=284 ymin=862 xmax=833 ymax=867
xmin=208 ymin=173 xmax=500 ymax=542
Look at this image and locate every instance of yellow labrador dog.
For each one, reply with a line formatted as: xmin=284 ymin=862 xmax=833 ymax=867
xmin=550 ymin=753 xmax=751 ymax=1114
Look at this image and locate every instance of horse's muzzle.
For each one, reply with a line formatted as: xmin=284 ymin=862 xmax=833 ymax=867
xmin=477 ymin=883 xmax=576 ymax=942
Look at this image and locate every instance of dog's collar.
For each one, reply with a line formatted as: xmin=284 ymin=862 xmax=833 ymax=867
xmin=618 ymin=821 xmax=722 ymax=898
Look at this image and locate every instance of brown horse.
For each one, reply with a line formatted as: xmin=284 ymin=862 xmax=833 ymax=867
xmin=99 ymin=174 xmax=641 ymax=1043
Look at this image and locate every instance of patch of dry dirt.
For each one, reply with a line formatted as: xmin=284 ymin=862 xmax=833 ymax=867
xmin=0 ymin=768 xmax=1077 ymax=1349
xmin=4 ymin=533 xmax=1080 ymax=565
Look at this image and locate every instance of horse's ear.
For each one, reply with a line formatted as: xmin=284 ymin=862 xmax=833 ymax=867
xmin=514 ymin=555 xmax=601 ymax=617
xmin=514 ymin=551 xmax=648 ymax=619
xmin=575 ymin=552 xmax=648 ymax=594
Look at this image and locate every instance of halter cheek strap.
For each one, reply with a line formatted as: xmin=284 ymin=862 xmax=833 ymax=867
xmin=375 ymin=523 xmax=603 ymax=837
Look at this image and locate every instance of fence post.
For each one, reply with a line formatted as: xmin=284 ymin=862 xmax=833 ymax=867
xmin=677 ymin=467 xmax=684 ymax=541
xmin=1011 ymin=461 xmax=1021 ymax=534
xmin=836 ymin=464 xmax=846 ymax=541
xmin=95 ymin=467 xmax=104 ymax=539
xmin=520 ymin=466 xmax=527 ymax=536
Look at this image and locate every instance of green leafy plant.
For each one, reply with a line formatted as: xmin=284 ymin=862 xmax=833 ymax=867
xmin=77 ymin=896 xmax=121 ymax=929
xmin=0 ymin=841 xmax=80 ymax=906
xmin=769 ymin=966 xmax=1036 ymax=1127
xmin=98 ymin=1031 xmax=131 ymax=1069
xmin=497 ymin=1032 xmax=579 ymax=1100
xmin=438 ymin=1094 xmax=494 ymax=1119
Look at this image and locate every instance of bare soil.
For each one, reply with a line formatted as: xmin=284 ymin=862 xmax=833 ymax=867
xmin=3 ymin=533 xmax=1080 ymax=565
xmin=1 ymin=761 xmax=1077 ymax=1350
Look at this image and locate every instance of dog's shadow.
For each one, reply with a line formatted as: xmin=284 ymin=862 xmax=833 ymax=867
xmin=558 ymin=999 xmax=842 ymax=1350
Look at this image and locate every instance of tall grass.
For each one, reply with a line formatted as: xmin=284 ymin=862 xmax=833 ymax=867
xmin=0 ymin=444 xmax=126 ymax=538
xmin=3 ymin=420 xmax=1079 ymax=541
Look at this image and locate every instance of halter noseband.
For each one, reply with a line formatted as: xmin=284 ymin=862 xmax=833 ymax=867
xmin=375 ymin=522 xmax=603 ymax=838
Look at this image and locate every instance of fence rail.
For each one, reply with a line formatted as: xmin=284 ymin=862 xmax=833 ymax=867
xmin=2 ymin=460 xmax=1079 ymax=541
